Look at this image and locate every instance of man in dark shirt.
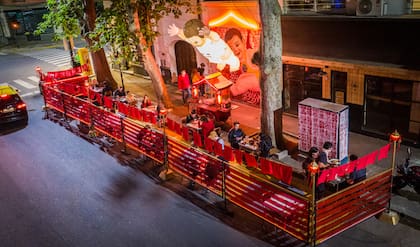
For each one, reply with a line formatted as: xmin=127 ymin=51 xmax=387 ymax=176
xmin=113 ymin=86 xmax=126 ymax=97
xmin=228 ymin=121 xmax=245 ymax=149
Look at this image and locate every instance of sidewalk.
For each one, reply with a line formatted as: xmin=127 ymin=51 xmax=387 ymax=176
xmin=112 ymin=68 xmax=420 ymax=222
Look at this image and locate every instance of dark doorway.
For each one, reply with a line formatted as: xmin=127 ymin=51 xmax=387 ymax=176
xmin=175 ymin=41 xmax=197 ymax=78
xmin=283 ymin=64 xmax=323 ymax=115
xmin=363 ymin=75 xmax=412 ymax=138
xmin=331 ymin=71 xmax=347 ymax=105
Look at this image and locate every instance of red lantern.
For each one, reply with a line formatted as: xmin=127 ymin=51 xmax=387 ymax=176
xmin=192 ymin=86 xmax=199 ymax=98
xmin=216 ymin=91 xmax=222 ymax=105
xmin=308 ymin=161 xmax=319 ymax=175
xmin=389 ymin=130 xmax=401 ymax=142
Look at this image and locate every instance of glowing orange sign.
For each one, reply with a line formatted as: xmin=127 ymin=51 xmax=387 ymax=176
xmin=208 ymin=11 xmax=259 ymax=30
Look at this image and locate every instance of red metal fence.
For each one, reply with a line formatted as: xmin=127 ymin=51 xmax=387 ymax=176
xmin=315 ymin=169 xmax=392 ymax=244
xmin=42 ymin=78 xmax=393 ymax=245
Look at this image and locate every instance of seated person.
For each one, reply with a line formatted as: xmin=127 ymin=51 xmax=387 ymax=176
xmin=125 ymin=91 xmax=137 ymax=105
xmin=185 ymin=109 xmax=199 ymax=123
xmin=113 ymin=86 xmax=126 ymax=98
xmin=228 ymin=121 xmax=245 ymax=149
xmin=208 ymin=128 xmax=224 ymax=150
xmin=90 ymin=79 xmax=102 ymax=92
xmin=319 ymin=141 xmax=335 ymax=166
xmin=347 ymin=154 xmax=366 ymax=184
xmin=200 ymin=115 xmax=215 ymax=139
xmin=302 ymin=146 xmax=329 ymax=199
xmin=302 ymin=147 xmax=329 ymax=178
xmin=141 ymin=94 xmax=152 ymax=108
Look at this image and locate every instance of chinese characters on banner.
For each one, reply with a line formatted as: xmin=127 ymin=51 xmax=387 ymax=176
xmin=298 ymin=98 xmax=349 ymax=162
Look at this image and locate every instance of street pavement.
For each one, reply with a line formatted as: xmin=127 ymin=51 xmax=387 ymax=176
xmin=3 ymin=40 xmax=420 ymax=245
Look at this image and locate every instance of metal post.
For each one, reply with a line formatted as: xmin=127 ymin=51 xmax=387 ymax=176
xmin=61 ymin=91 xmax=68 ymax=122
xmin=388 ymin=130 xmax=401 ymax=210
xmin=67 ymin=38 xmax=76 ymax=67
xmin=119 ymin=66 xmax=126 ymax=93
xmin=222 ymin=161 xmax=227 ymax=210
xmin=378 ymin=130 xmax=400 ymax=225
xmin=308 ymin=160 xmax=319 ymax=246
xmin=159 ymin=114 xmax=169 ymax=181
xmin=119 ymin=115 xmax=128 ymax=154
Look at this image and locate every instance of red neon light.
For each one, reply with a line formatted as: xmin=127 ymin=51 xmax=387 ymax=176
xmin=208 ymin=11 xmax=259 ymax=30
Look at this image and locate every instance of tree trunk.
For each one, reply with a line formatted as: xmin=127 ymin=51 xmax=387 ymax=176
xmin=84 ymin=0 xmax=117 ymax=89
xmin=259 ymin=0 xmax=284 ymax=149
xmin=132 ymin=7 xmax=173 ymax=108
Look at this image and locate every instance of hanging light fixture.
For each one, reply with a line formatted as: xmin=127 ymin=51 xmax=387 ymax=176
xmin=192 ymin=86 xmax=199 ymax=98
xmin=216 ymin=91 xmax=222 ymax=105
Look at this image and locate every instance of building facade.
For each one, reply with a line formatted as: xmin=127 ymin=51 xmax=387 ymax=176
xmin=0 ymin=0 xmax=48 ymax=45
xmin=153 ymin=0 xmax=420 ymax=144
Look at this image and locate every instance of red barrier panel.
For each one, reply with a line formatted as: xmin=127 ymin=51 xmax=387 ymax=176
xmin=123 ymin=119 xmax=165 ymax=162
xmin=225 ymin=166 xmax=310 ymax=241
xmin=223 ymin=146 xmax=234 ymax=162
xmin=44 ymin=86 xmax=64 ymax=112
xmin=204 ymin=137 xmax=214 ymax=154
xmin=193 ymin=131 xmax=202 ymax=147
xmin=62 ymin=94 xmax=90 ymax=124
xmin=167 ymin=138 xmax=224 ymax=195
xmin=103 ymin=96 xmax=113 ymax=109
xmin=128 ymin=106 xmax=141 ymax=121
xmin=88 ymin=90 xmax=103 ymax=106
xmin=90 ymin=106 xmax=122 ymax=141
xmin=315 ymin=170 xmax=392 ymax=244
xmin=167 ymin=118 xmax=175 ymax=131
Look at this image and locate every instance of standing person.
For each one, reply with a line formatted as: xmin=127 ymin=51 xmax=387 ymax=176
xmin=191 ymin=68 xmax=204 ymax=96
xmin=178 ymin=69 xmax=191 ymax=104
xmin=200 ymin=115 xmax=215 ymax=140
xmin=228 ymin=121 xmax=245 ymax=149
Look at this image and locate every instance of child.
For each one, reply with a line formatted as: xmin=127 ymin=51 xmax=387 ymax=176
xmin=168 ymin=19 xmax=240 ymax=72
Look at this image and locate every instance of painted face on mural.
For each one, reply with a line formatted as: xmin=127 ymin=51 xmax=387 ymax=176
xmin=226 ymin=34 xmax=246 ymax=63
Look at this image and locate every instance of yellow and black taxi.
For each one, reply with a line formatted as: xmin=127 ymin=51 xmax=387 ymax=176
xmin=0 ymin=84 xmax=28 ymax=125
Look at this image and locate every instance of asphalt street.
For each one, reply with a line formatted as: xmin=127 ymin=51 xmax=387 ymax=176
xmin=0 ymin=53 xmax=271 ymax=247
xmin=1 ymin=45 xmax=420 ymax=247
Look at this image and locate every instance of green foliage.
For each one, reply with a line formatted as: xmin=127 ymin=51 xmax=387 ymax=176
xmin=89 ymin=0 xmax=137 ymax=65
xmin=134 ymin=0 xmax=198 ymax=47
xmin=90 ymin=0 xmax=198 ymax=65
xmin=35 ymin=0 xmax=84 ymax=40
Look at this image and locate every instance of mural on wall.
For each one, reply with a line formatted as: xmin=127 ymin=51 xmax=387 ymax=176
xmin=215 ymin=27 xmax=260 ymax=97
xmin=209 ymin=10 xmax=261 ymax=105
xmin=168 ymin=14 xmax=261 ymax=105
xmin=168 ymin=19 xmax=240 ymax=72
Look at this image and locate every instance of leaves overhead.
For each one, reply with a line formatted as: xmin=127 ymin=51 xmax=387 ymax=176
xmin=36 ymin=0 xmax=198 ymax=66
xmin=90 ymin=0 xmax=198 ymax=64
xmin=35 ymin=0 xmax=84 ymax=40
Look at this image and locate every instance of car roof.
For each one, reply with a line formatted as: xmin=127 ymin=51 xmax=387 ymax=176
xmin=0 ymin=83 xmax=18 ymax=95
